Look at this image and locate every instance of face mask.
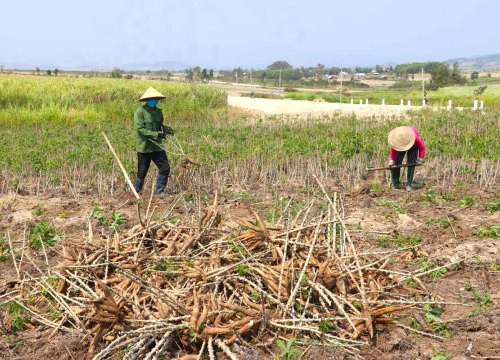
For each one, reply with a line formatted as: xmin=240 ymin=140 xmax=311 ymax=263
xmin=146 ymin=99 xmax=159 ymax=108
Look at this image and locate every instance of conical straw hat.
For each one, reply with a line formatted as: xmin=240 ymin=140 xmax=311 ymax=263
xmin=139 ymin=87 xmax=166 ymax=101
xmin=388 ymin=126 xmax=415 ymax=151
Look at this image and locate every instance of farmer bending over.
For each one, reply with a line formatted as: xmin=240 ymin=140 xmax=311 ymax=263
xmin=134 ymin=87 xmax=174 ymax=197
xmin=388 ymin=126 xmax=425 ymax=191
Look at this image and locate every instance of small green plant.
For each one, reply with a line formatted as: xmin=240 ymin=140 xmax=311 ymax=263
xmin=417 ymin=257 xmax=448 ymax=279
xmin=475 ymin=225 xmax=500 ymax=238
xmin=423 ymin=304 xmax=453 ymax=338
xmin=30 ymin=221 xmax=60 ymax=250
xmin=0 ymin=234 xmax=8 ymax=262
xmin=110 ymin=210 xmax=126 ymax=233
xmin=318 ymin=320 xmax=334 ymax=333
xmin=2 ymin=302 xmax=28 ymax=333
xmin=377 ymin=236 xmax=389 ymax=248
xmin=464 ymin=281 xmax=492 ymax=316
xmin=459 ymin=196 xmax=475 ymax=209
xmin=490 ymin=263 xmax=500 ymax=271
xmin=486 ymin=198 xmax=500 ymax=213
xmin=91 ymin=207 xmax=126 ymax=234
xmin=151 ymin=259 xmax=180 ymax=279
xmin=394 ymin=235 xmax=421 ymax=247
xmin=405 ymin=278 xmax=418 ymax=289
xmin=370 ymin=181 xmax=384 ymax=193
xmin=376 ymin=198 xmax=406 ymax=214
xmin=32 ymin=205 xmax=43 ymax=217
xmin=276 ymin=338 xmax=301 ymax=360
xmin=432 ymin=350 xmax=449 ymax=360
xmin=91 ymin=206 xmax=108 ymax=226
xmin=235 ymin=264 xmax=249 ymax=276
xmin=427 ymin=217 xmax=456 ymax=229
xmin=409 ymin=317 xmax=421 ymax=330
xmin=421 ymin=188 xmax=446 ymax=204
xmin=378 ymin=235 xmax=421 ymax=248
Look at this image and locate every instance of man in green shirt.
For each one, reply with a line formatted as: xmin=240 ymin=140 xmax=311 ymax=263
xmin=134 ymin=87 xmax=174 ymax=196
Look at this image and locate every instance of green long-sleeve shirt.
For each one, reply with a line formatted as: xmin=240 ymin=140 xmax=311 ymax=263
xmin=134 ymin=105 xmax=164 ymax=153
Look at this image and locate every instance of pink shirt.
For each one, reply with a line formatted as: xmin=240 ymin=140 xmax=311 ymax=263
xmin=389 ymin=127 xmax=426 ymax=161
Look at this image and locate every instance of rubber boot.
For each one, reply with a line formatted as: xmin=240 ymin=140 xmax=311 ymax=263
xmin=390 ymin=168 xmax=401 ymax=189
xmin=406 ymin=166 xmax=416 ymax=189
xmin=135 ymin=178 xmax=144 ymax=193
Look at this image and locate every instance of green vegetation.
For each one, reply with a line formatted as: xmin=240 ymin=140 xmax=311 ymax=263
xmin=151 ymin=259 xmax=180 ymax=279
xmin=235 ymin=264 xmax=249 ymax=276
xmin=91 ymin=206 xmax=126 ymax=233
xmin=318 ymin=320 xmax=334 ymax=333
xmin=344 ymin=82 xmax=500 ymax=108
xmin=378 ymin=235 xmax=421 ymax=248
xmin=432 ymin=350 xmax=449 ymax=360
xmin=376 ymin=198 xmax=406 ymax=214
xmin=421 ymin=188 xmax=449 ymax=204
xmin=423 ymin=304 xmax=453 ymax=338
xmin=0 ymin=234 xmax=8 ymax=262
xmin=475 ymin=225 xmax=500 ymax=237
xmin=369 ymin=181 xmax=385 ymax=193
xmin=464 ymin=281 xmax=493 ymax=316
xmin=29 ymin=221 xmax=60 ymax=250
xmin=1 ymin=302 xmax=29 ymax=333
xmin=32 ymin=205 xmax=43 ymax=217
xmin=459 ymin=195 xmax=475 ymax=209
xmin=426 ymin=216 xmax=456 ymax=229
xmin=0 ymin=75 xmax=499 ymax=196
xmin=276 ymin=338 xmax=301 ymax=360
xmin=486 ymin=197 xmax=500 ymax=213
xmin=417 ymin=257 xmax=448 ymax=279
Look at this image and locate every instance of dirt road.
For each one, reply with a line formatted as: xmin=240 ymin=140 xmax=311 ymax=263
xmin=228 ymin=95 xmax=419 ymax=117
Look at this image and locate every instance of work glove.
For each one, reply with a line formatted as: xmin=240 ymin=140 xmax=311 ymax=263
xmin=388 ymin=160 xmax=395 ymax=167
xmin=416 ymin=158 xmax=423 ymax=165
xmin=157 ymin=132 xmax=167 ymax=140
xmin=162 ymin=125 xmax=175 ymax=135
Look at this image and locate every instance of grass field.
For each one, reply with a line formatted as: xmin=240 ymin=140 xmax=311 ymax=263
xmin=285 ymin=83 xmax=500 ymax=110
xmin=0 ymin=74 xmax=499 ymax=195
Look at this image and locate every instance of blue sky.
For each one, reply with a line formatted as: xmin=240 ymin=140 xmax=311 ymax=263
xmin=0 ymin=0 xmax=498 ymax=70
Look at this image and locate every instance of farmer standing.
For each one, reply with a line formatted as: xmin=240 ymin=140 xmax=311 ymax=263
xmin=387 ymin=126 xmax=425 ymax=191
xmin=134 ymin=87 xmax=174 ymax=196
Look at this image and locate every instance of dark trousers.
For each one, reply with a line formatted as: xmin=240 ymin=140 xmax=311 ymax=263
xmin=135 ymin=151 xmax=170 ymax=194
xmin=390 ymin=145 xmax=418 ymax=188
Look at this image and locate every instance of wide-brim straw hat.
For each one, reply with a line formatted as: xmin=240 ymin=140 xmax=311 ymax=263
xmin=388 ymin=126 xmax=415 ymax=151
xmin=139 ymin=87 xmax=166 ymax=101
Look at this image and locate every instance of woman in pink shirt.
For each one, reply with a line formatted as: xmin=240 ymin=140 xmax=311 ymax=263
xmin=387 ymin=126 xmax=426 ymax=191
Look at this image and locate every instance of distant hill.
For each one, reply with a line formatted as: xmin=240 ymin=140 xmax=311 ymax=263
xmin=120 ymin=61 xmax=188 ymax=71
xmin=446 ymin=53 xmax=500 ymax=72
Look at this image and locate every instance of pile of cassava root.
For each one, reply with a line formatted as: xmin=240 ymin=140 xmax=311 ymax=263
xmin=2 ymin=184 xmax=450 ymax=359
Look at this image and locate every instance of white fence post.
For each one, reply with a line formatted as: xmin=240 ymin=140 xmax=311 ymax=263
xmin=365 ymin=99 xmax=369 ymax=105
xmin=480 ymin=101 xmax=484 ymax=109
xmin=407 ymin=100 xmax=411 ymax=107
xmin=359 ymin=99 xmax=363 ymax=105
xmin=447 ymin=100 xmax=452 ymax=110
xmin=382 ymin=99 xmax=385 ymax=106
xmin=350 ymin=98 xmax=354 ymax=104
xmin=400 ymin=99 xmax=404 ymax=106
xmin=473 ymin=100 xmax=478 ymax=110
